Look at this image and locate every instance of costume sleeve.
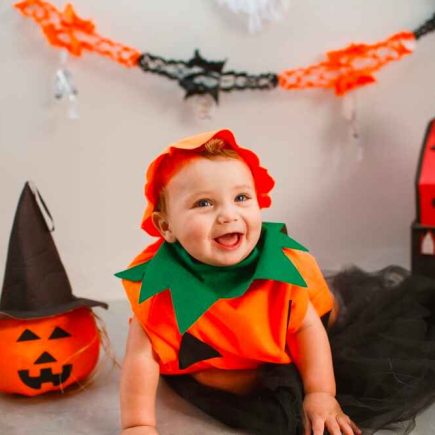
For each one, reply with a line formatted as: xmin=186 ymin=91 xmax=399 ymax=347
xmin=284 ymin=249 xmax=334 ymax=319
xmin=121 ymin=240 xmax=181 ymax=367
xmin=120 ymin=239 xmax=163 ymax=327
xmin=287 ymin=285 xmax=310 ymax=334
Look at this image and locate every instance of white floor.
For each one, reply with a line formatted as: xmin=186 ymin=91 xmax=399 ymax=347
xmin=0 ymin=300 xmax=434 ymax=435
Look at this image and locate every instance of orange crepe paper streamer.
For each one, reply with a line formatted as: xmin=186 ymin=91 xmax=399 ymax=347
xmin=14 ymin=0 xmax=140 ymax=67
xmin=278 ymin=31 xmax=416 ymax=95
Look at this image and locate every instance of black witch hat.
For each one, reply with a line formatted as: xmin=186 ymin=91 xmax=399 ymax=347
xmin=0 ymin=182 xmax=108 ymax=319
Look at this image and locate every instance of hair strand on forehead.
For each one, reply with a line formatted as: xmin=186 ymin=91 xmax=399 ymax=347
xmin=201 ymin=138 xmax=240 ymax=159
xmin=156 ymin=138 xmax=240 ymax=213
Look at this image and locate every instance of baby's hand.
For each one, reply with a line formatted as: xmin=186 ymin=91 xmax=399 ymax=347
xmin=121 ymin=426 xmax=159 ymax=435
xmin=303 ymin=392 xmax=361 ymax=435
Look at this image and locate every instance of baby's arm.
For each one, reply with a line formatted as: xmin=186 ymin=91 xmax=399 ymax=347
xmin=120 ymin=316 xmax=160 ymax=435
xmin=287 ymin=302 xmax=361 ymax=435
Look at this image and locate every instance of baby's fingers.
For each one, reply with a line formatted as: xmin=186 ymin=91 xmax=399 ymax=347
xmin=346 ymin=415 xmax=362 ymax=435
xmin=336 ymin=414 xmax=362 ymax=435
xmin=346 ymin=416 xmax=362 ymax=434
xmin=310 ymin=417 xmax=325 ymax=435
xmin=303 ymin=414 xmax=311 ymax=435
xmin=324 ymin=416 xmax=342 ymax=435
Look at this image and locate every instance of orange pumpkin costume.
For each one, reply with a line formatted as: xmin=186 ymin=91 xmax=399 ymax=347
xmin=123 ymin=240 xmax=333 ymax=374
xmin=119 ymin=130 xmax=334 ymax=375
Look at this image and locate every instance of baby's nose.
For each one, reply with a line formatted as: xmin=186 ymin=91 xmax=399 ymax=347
xmin=216 ymin=205 xmax=238 ymax=224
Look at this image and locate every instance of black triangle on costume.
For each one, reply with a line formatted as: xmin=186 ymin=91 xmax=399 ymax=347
xmin=179 ymin=332 xmax=222 ymax=370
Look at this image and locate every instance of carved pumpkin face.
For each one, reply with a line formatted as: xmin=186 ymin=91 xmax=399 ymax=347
xmin=0 ymin=307 xmax=100 ymax=396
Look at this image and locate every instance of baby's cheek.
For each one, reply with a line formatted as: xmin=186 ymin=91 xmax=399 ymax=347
xmin=248 ymin=213 xmax=262 ymax=239
xmin=179 ymin=219 xmax=209 ymax=245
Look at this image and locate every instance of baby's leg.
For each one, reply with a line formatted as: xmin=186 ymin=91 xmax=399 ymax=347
xmin=192 ymin=368 xmax=260 ymax=395
xmin=164 ymin=364 xmax=304 ymax=435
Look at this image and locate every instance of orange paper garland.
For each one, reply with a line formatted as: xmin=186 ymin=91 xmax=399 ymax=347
xmin=14 ymin=0 xmax=140 ymax=66
xmin=14 ymin=0 xmax=431 ymax=98
xmin=279 ymin=32 xmax=415 ymax=95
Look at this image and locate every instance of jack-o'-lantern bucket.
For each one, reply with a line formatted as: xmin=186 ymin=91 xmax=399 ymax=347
xmin=0 ymin=182 xmax=108 ymax=396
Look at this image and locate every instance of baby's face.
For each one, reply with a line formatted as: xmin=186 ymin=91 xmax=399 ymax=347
xmin=155 ymin=157 xmax=262 ymax=266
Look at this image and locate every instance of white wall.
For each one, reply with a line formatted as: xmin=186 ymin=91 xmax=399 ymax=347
xmin=1 ymin=0 xmax=434 ymax=302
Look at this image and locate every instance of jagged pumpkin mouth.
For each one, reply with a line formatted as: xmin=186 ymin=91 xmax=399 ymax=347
xmin=18 ymin=364 xmax=72 ymax=389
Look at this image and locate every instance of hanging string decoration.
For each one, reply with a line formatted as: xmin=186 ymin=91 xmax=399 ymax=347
xmin=54 ymin=67 xmax=77 ymax=100
xmin=54 ymin=50 xmax=79 ymax=119
xmin=14 ymin=1 xmax=435 ymax=105
xmin=138 ymin=50 xmax=278 ymax=102
xmin=214 ymin=0 xmax=290 ymax=34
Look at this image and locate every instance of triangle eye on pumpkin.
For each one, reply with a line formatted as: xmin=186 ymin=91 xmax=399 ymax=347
xmin=17 ymin=329 xmax=40 ymax=342
xmin=49 ymin=327 xmax=71 ymax=339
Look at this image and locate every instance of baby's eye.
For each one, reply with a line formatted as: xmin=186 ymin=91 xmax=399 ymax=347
xmin=235 ymin=193 xmax=250 ymax=202
xmin=195 ymin=199 xmax=212 ymax=208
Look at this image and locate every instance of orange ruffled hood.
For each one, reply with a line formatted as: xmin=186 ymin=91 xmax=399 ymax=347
xmin=141 ymin=129 xmax=275 ymax=237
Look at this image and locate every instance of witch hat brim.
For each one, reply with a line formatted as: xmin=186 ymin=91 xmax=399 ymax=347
xmin=0 ymin=182 xmax=108 ymax=319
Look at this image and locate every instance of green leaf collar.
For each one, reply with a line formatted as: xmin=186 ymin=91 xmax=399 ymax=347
xmin=116 ymin=222 xmax=308 ymax=334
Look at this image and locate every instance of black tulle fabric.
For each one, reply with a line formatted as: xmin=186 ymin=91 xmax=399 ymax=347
xmin=164 ymin=267 xmax=435 ymax=435
xmin=329 ymin=266 xmax=435 ymax=434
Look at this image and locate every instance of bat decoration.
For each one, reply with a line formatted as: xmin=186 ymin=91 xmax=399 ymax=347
xmin=138 ymin=50 xmax=278 ymax=102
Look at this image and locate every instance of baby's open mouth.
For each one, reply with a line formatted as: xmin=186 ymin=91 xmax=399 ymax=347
xmin=214 ymin=232 xmax=243 ymax=248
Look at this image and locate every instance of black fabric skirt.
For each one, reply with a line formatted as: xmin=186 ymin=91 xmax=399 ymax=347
xmin=164 ymin=267 xmax=435 ymax=435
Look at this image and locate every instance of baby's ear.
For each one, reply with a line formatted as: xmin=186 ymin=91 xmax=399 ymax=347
xmin=151 ymin=212 xmax=176 ymax=243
